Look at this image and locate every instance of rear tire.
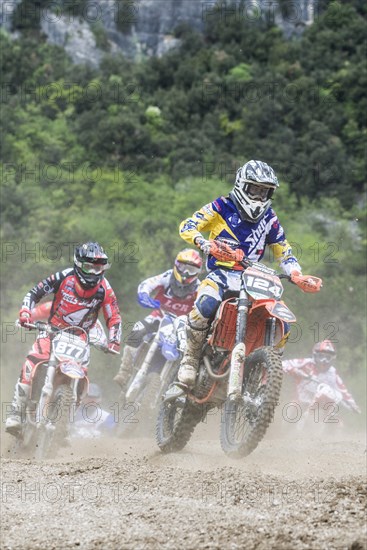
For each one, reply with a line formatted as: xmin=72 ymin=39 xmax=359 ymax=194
xmin=156 ymin=361 xmax=202 ymax=453
xmin=220 ymin=347 xmax=283 ymax=458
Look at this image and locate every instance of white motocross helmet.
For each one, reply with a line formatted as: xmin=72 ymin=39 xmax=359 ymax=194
xmin=229 ymin=160 xmax=279 ymax=223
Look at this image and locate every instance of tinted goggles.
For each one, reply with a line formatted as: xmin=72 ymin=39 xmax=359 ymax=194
xmin=175 ymin=261 xmax=200 ymax=277
xmin=81 ymin=261 xmax=110 ymax=275
xmin=245 ymin=183 xmax=273 ymax=202
xmin=315 ymin=352 xmax=335 ymax=365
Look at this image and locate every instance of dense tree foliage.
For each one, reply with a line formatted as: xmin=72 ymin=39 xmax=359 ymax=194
xmin=0 ymin=1 xmax=366 ymax=405
xmin=2 ymin=1 xmax=366 ymax=203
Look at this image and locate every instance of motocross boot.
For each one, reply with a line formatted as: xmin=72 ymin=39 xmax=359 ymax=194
xmin=113 ymin=345 xmax=135 ymax=389
xmin=5 ymin=381 xmax=30 ymax=435
xmin=177 ymin=325 xmax=207 ymax=387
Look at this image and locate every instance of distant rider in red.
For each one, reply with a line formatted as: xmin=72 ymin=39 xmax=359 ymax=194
xmin=282 ymin=340 xmax=360 ymax=414
xmin=6 ymin=242 xmax=122 ymax=435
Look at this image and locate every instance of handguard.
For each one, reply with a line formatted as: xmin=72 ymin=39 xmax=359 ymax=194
xmin=209 ymin=241 xmax=245 ymax=263
xmin=291 ymin=272 xmax=322 ymax=293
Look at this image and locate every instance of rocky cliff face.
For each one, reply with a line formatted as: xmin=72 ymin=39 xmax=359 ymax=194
xmin=1 ymin=0 xmax=317 ymax=66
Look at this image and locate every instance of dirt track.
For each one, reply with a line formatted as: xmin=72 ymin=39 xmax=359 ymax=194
xmin=1 ymin=422 xmax=366 ymax=550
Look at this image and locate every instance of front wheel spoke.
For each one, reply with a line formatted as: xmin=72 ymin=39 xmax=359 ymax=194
xmin=231 ymin=364 xmax=267 ymax=443
xmin=233 ymin=404 xmax=248 ymax=441
xmin=221 ymin=348 xmax=283 ymax=458
xmin=166 ymin=404 xmax=183 ymax=434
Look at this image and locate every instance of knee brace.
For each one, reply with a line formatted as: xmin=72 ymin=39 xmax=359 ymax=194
xmin=196 ymin=295 xmax=221 ymax=320
xmin=188 ymin=299 xmax=220 ymax=330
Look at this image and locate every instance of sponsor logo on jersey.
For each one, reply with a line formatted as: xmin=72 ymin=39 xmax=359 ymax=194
xmin=202 ymin=204 xmax=214 ymax=217
xmin=227 ymin=213 xmax=241 ymax=227
xmin=60 ymin=289 xmax=99 ymax=308
xmin=244 ymin=216 xmax=268 ymax=250
xmin=161 ymin=299 xmax=192 ymax=313
xmin=180 ymin=220 xmax=197 ymax=233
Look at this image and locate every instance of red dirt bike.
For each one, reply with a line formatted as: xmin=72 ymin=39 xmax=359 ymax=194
xmin=156 ymin=256 xmax=322 ymax=458
xmin=291 ymin=373 xmax=360 ymax=432
xmin=10 ymin=321 xmax=112 ymax=459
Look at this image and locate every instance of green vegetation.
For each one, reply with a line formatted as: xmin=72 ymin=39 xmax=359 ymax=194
xmin=0 ymin=1 xmax=366 ymax=404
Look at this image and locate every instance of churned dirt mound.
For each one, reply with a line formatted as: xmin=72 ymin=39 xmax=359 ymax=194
xmin=1 ymin=421 xmax=366 ymax=550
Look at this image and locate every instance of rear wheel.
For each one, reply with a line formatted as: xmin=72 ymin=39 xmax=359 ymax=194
xmin=220 ymin=347 xmax=283 ymax=458
xmin=156 ymin=361 xmax=202 ymax=453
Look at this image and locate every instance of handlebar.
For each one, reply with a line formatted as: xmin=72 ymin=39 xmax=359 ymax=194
xmin=206 ymin=240 xmax=321 ymax=293
xmin=238 ymin=259 xmax=322 ymax=293
xmin=91 ymin=341 xmax=119 ymax=355
xmin=16 ymin=320 xmax=118 ymax=354
xmin=17 ymin=320 xmax=53 ymax=332
xmin=240 ymin=257 xmax=279 ymax=276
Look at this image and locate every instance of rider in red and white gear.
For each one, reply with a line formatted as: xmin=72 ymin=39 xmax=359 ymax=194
xmin=6 ymin=242 xmax=122 ymax=435
xmin=113 ymin=249 xmax=202 ymax=389
xmin=282 ymin=340 xmax=360 ymax=414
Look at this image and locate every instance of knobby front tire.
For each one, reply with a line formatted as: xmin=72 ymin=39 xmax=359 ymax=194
xmin=220 ymin=346 xmax=283 ymax=458
xmin=35 ymin=384 xmax=73 ymax=460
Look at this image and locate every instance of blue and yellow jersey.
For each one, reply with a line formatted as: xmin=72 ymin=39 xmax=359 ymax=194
xmin=179 ymin=196 xmax=301 ymax=275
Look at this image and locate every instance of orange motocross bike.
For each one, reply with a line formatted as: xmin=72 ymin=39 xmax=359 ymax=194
xmin=156 ymin=255 xmax=322 ymax=458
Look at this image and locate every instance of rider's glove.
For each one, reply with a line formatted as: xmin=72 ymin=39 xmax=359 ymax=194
xmin=195 ymin=237 xmax=212 ymax=255
xmin=19 ymin=307 xmax=31 ymax=327
xmin=137 ymin=292 xmax=161 ymax=310
xmin=195 ymin=238 xmax=244 ymax=263
xmin=108 ymin=342 xmax=120 ymax=355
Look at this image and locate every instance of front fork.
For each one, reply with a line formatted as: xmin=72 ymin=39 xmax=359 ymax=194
xmin=265 ymin=317 xmax=276 ymax=346
xmin=125 ymin=336 xmax=159 ymax=401
xmin=35 ymin=357 xmax=80 ymax=426
xmin=36 ymin=357 xmax=57 ymax=425
xmin=227 ymin=288 xmax=250 ymax=400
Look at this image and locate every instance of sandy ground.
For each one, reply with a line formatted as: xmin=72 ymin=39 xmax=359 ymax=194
xmin=1 ymin=416 xmax=366 ymax=550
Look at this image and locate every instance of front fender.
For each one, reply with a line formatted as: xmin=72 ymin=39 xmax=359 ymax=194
xmin=58 ymin=361 xmax=86 ymax=379
xmin=251 ymin=299 xmax=297 ymax=323
xmin=161 ymin=341 xmax=180 ymax=361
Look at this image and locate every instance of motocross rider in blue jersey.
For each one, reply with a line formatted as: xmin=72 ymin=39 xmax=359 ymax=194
xmin=177 ymin=160 xmax=307 ymax=387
